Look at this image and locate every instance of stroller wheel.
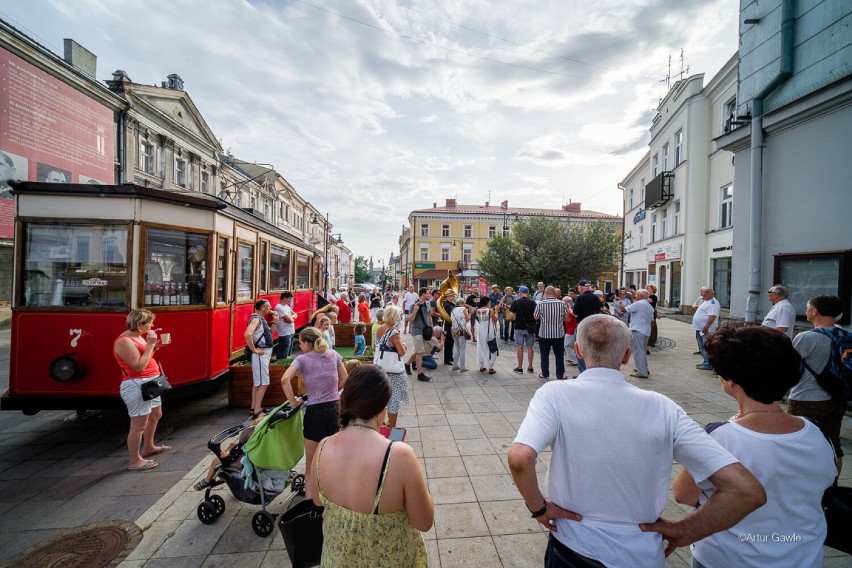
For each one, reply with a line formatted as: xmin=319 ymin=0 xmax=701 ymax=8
xmin=292 ymin=474 xmax=306 ymax=496
xmin=252 ymin=510 xmax=276 ymax=537
xmin=197 ymin=501 xmax=217 ymax=525
xmin=209 ymin=494 xmax=226 ymax=518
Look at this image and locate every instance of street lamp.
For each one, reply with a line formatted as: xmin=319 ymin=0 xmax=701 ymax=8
xmin=310 ymin=212 xmax=343 ymax=296
xmin=502 ymin=211 xmax=519 ymax=236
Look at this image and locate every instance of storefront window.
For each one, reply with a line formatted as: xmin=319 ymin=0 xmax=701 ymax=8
xmin=22 ymin=223 xmax=128 ymax=307
xmin=296 ymin=253 xmax=310 ymax=289
xmin=144 ymin=227 xmax=208 ymax=306
xmin=237 ymin=242 xmax=254 ymax=302
xmin=259 ymin=241 xmax=268 ymax=292
xmin=270 ymin=245 xmax=291 ymax=290
xmin=775 ymin=252 xmax=850 ymax=323
xmin=217 ymin=236 xmax=228 ymax=303
xmin=712 ymin=258 xmax=732 ymax=309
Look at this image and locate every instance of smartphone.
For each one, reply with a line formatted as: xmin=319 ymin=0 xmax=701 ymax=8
xmin=389 ymin=427 xmax=406 ymax=442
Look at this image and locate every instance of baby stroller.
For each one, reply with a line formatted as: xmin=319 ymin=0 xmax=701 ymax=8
xmin=196 ymin=400 xmax=306 ymax=537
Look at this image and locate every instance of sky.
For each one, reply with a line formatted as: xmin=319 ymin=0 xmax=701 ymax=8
xmin=1 ymin=0 xmax=740 ymax=262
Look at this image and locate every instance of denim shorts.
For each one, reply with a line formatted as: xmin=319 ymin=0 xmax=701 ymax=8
xmin=515 ymin=329 xmax=535 ymax=347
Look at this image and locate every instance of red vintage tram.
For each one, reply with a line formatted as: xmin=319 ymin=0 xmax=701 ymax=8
xmin=2 ymin=182 xmax=321 ymax=413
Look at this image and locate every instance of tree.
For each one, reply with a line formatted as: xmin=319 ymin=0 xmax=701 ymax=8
xmin=477 ymin=217 xmax=620 ymax=290
xmin=353 ymin=256 xmax=373 ymax=283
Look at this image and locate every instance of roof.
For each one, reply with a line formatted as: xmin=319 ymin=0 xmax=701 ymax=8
xmin=414 ymin=269 xmax=453 ymax=280
xmin=410 ymin=204 xmax=619 ymax=220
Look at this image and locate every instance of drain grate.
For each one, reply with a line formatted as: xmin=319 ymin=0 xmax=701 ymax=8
xmin=6 ymin=521 xmax=141 ymax=568
xmin=650 ymin=337 xmax=676 ymax=352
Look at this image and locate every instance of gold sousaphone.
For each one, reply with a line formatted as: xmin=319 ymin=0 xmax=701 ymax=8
xmin=435 ymin=269 xmax=460 ymax=322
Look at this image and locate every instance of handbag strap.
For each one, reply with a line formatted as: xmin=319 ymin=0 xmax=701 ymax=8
xmin=372 ymin=441 xmax=394 ymax=515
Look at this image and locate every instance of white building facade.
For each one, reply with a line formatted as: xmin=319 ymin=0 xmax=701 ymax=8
xmin=620 ymin=55 xmax=737 ymax=310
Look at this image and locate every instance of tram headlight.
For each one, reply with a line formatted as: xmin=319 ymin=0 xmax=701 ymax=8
xmin=49 ymin=354 xmax=82 ymax=382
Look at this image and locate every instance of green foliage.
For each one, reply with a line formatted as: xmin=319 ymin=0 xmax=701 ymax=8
xmin=354 ymin=256 xmax=373 ymax=283
xmin=478 ymin=217 xmax=620 ymax=290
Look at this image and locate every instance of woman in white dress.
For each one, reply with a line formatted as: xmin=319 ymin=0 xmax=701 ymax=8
xmin=450 ymin=297 xmax=470 ymax=372
xmin=475 ymin=297 xmax=499 ymax=374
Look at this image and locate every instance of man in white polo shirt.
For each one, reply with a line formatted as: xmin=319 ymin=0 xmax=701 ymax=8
xmin=762 ymin=284 xmax=796 ymax=339
xmin=402 ymin=285 xmax=419 ymax=334
xmin=626 ymin=289 xmax=655 ymax=378
xmin=508 ymin=315 xmax=765 ymax=567
xmin=692 ymin=287 xmax=720 ymax=371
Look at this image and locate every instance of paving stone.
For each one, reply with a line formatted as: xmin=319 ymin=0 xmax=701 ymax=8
xmin=428 ymin=477 xmax=477 ymax=505
xmin=463 ymin=454 xmax=508 ymax=476
xmin=480 ymin=500 xmax=544 ymax=535
xmin=425 ymin=456 xmax=468 ymax=478
xmin=433 ymin=502 xmax=490 ymax=538
xmin=470 ymin=474 xmax=519 ymax=502
xmin=420 ymin=425 xmax=455 ymax=442
xmin=455 ymin=438 xmax=498 ymax=456
xmin=421 ymin=439 xmax=460 ymax=458
xmin=493 ymin=533 xmax=548 ymax=567
xmin=438 ymin=536 xmax=501 ymax=568
xmin=445 ymin=413 xmax=479 ymax=426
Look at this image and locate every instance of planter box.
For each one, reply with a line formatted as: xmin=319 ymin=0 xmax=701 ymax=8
xmin=228 ymin=365 xmax=305 ymax=408
xmin=333 ymin=323 xmax=374 ymax=347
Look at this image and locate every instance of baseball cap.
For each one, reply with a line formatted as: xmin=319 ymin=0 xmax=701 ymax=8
xmin=593 ymin=290 xmax=604 ymax=297
xmin=577 ymin=280 xmax=590 ymax=287
xmin=518 ymin=285 xmax=529 ymax=293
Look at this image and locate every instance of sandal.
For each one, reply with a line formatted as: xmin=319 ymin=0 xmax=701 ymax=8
xmin=480 ymin=368 xmax=486 ymax=372
xmin=194 ymin=479 xmax=211 ymax=491
xmin=488 ymin=369 xmax=496 ymax=374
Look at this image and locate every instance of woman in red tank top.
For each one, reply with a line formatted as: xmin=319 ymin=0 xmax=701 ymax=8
xmin=114 ymin=309 xmax=171 ymax=471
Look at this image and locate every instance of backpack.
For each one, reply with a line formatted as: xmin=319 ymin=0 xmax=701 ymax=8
xmin=801 ymin=327 xmax=852 ymax=401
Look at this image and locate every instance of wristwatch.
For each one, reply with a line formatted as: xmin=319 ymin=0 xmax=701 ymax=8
xmin=530 ymin=502 xmax=548 ymax=518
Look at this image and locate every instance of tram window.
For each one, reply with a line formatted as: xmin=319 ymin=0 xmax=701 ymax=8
xmin=296 ymin=253 xmax=309 ymax=289
xmin=270 ymin=245 xmax=290 ymax=290
xmin=217 ymin=236 xmax=228 ymax=303
xmin=237 ymin=242 xmax=254 ymax=301
xmin=259 ymin=241 xmax=269 ymax=292
xmin=144 ymin=227 xmax=208 ymax=307
xmin=22 ymin=223 xmax=128 ymax=307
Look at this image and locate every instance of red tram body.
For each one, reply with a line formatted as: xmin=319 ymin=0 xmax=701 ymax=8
xmin=2 ymin=183 xmax=321 ymax=413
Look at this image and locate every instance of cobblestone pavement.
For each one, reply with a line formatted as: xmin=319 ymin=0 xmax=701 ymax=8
xmin=0 ymin=319 xmax=849 ymax=567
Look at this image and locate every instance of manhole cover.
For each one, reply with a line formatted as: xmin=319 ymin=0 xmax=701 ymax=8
xmin=650 ymin=337 xmax=676 ymax=352
xmin=5 ymin=521 xmax=141 ymax=568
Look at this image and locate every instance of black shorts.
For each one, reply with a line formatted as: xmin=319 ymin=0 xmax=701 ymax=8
xmin=303 ymin=400 xmax=340 ymax=442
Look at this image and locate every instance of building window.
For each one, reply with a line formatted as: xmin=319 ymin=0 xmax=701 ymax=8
xmin=442 ymin=224 xmax=450 ymax=237
xmin=712 ymin=257 xmax=732 ymax=309
xmin=662 ymin=144 xmax=669 ymax=171
xmin=651 ymin=213 xmax=657 ymax=242
xmin=175 ymin=158 xmax=186 ymax=186
xmin=652 ymin=154 xmax=658 ymax=177
xmin=640 ymin=178 xmax=646 ymax=201
xmin=673 ymin=201 xmax=681 ymax=235
xmin=774 ymin=251 xmax=852 ymax=324
xmin=464 ymin=225 xmax=472 ymax=238
xmin=270 ymin=245 xmax=290 ymax=290
xmin=660 ymin=208 xmax=668 ymax=239
xmin=462 ymin=247 xmax=472 ymax=266
xmin=201 ymin=172 xmax=209 ymax=193
xmin=723 ymin=96 xmax=737 ymax=133
xmin=720 ymin=184 xmax=733 ymax=229
xmin=420 ymin=246 xmax=429 ymax=261
xmin=440 ymin=246 xmax=450 ymax=261
xmin=420 ymin=223 xmax=429 ymax=237
xmin=236 ymin=242 xmax=254 ymax=302
xmin=488 ymin=225 xmax=497 ymax=238
xmin=675 ymin=130 xmax=683 ymax=166
xmin=639 ymin=226 xmax=644 ymax=248
xmin=629 ymin=188 xmax=634 ymax=210
xmin=140 ymin=141 xmax=154 ymax=174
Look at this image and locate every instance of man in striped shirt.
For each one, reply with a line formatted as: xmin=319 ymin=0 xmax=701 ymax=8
xmin=534 ymin=286 xmax=569 ymax=380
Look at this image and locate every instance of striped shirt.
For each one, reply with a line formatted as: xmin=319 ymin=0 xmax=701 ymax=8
xmin=534 ymin=298 xmax=567 ymax=339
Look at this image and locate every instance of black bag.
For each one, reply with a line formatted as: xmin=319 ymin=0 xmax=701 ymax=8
xmin=418 ymin=306 xmax=433 ymax=341
xmin=140 ymin=376 xmax=171 ymax=401
xmin=823 ymin=482 xmax=852 ymax=554
xmin=487 ymin=337 xmax=498 ymax=354
xmin=278 ymin=500 xmax=324 ymax=568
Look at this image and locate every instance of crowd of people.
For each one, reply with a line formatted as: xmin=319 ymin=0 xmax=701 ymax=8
xmin=112 ymin=278 xmax=847 ymax=567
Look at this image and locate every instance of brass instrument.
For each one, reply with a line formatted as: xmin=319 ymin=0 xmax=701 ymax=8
xmin=435 ymin=269 xmax=460 ymax=322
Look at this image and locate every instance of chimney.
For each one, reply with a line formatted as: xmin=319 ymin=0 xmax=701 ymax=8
xmin=501 ymin=200 xmax=508 ymax=209
xmin=485 ymin=201 xmax=489 ymax=207
xmin=446 ymin=198 xmax=456 ymax=207
xmin=433 ymin=202 xmax=437 ymax=208
xmin=562 ymin=202 xmax=582 ymax=212
xmin=107 ymin=69 xmax=132 ymax=93
xmin=166 ymin=73 xmax=184 ymax=91
xmin=63 ymin=39 xmax=97 ymax=77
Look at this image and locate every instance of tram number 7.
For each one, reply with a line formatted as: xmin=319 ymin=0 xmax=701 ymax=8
xmin=69 ymin=328 xmax=83 ymax=348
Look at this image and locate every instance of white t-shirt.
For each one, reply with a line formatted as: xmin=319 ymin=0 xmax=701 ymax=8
xmin=403 ymin=291 xmax=419 ymax=312
xmin=692 ymin=297 xmax=721 ymax=332
xmin=514 ymin=368 xmax=738 ymax=568
xmin=693 ymin=419 xmax=836 ymax=568
xmin=274 ymin=303 xmax=296 ymax=336
xmin=762 ymin=299 xmax=796 ymax=338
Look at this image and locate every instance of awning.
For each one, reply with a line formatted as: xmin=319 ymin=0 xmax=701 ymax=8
xmin=414 ymin=269 xmax=451 ymax=280
xmin=460 ymin=269 xmax=480 ymax=277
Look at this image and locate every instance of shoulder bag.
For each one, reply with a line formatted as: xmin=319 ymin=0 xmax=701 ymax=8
xmin=140 ymin=362 xmax=171 ymax=401
xmin=418 ymin=306 xmax=433 ymax=341
xmin=373 ymin=329 xmax=405 ymax=374
xmin=486 ymin=319 xmax=499 ymax=354
xmin=277 ymin=499 xmax=324 ymax=568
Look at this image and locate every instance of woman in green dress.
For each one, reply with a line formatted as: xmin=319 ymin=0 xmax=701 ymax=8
xmin=306 ymin=364 xmax=433 ymax=567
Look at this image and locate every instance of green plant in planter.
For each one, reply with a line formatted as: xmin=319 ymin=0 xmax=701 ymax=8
xmin=232 ymin=355 xmax=296 ymax=367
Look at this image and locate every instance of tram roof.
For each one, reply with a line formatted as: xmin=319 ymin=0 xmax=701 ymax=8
xmin=10 ymin=181 xmax=322 ymax=254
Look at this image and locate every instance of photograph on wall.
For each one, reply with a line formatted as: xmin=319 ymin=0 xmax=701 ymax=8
xmin=37 ymin=163 xmax=72 ymax=183
xmin=0 ymin=150 xmax=28 ymax=199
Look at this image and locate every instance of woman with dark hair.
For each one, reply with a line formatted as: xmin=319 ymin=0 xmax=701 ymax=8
xmin=475 ymin=296 xmax=499 ymax=373
xmin=282 ymin=326 xmax=347 ymax=499
xmin=672 ymin=326 xmax=836 ymax=568
xmin=306 ymin=365 xmax=433 ymax=566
